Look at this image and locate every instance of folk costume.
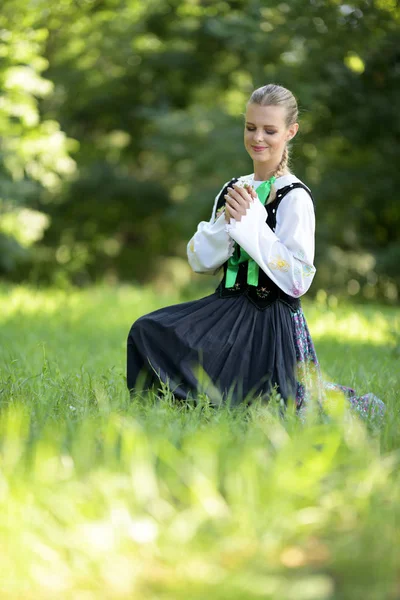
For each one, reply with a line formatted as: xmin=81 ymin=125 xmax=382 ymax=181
xmin=126 ymin=173 xmax=385 ymax=422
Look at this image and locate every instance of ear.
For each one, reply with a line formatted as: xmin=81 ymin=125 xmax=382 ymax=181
xmin=286 ymin=122 xmax=299 ymax=141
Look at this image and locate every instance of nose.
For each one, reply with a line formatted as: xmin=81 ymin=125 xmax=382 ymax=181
xmin=253 ymin=130 xmax=265 ymax=142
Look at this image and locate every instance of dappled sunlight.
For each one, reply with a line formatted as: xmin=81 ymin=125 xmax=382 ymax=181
xmin=0 ymin=284 xmax=81 ymax=320
xmin=308 ymin=309 xmax=393 ymax=345
xmin=0 ymin=283 xmax=177 ymax=323
xmin=1 ymin=285 xmax=397 ymax=343
xmin=0 ymin=284 xmax=184 ymax=374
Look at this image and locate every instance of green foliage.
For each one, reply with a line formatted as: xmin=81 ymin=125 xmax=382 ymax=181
xmin=0 ymin=284 xmax=400 ymax=598
xmin=1 ymin=1 xmax=400 ymax=300
xmin=0 ymin=0 xmax=77 ymax=274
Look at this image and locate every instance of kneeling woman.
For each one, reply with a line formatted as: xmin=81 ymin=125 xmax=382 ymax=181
xmin=127 ymin=83 xmax=385 ymax=421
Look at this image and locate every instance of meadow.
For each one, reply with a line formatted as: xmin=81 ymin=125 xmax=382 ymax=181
xmin=1 ymin=283 xmax=400 ymax=600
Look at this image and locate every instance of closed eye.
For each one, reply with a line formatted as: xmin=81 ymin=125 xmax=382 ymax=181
xmin=246 ymin=127 xmax=276 ymax=135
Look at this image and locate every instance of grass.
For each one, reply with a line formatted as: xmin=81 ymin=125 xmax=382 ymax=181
xmin=0 ymin=282 xmax=399 ymax=599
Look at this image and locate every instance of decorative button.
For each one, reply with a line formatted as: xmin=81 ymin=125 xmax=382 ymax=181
xmin=256 ymin=287 xmax=270 ymax=298
xmin=272 ymin=208 xmax=275 ymax=213
xmin=227 ymin=282 xmax=241 ymax=291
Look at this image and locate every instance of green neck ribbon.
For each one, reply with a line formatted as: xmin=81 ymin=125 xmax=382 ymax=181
xmin=225 ymin=175 xmax=276 ymax=288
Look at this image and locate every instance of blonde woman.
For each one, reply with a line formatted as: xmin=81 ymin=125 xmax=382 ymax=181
xmin=127 ymin=84 xmax=385 ymax=422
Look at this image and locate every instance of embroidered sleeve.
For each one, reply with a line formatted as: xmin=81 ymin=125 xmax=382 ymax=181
xmin=187 ymin=181 xmax=236 ymax=273
xmin=224 ymin=187 xmax=316 ymax=297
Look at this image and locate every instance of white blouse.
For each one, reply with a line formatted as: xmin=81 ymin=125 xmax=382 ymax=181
xmin=187 ymin=173 xmax=316 ymax=298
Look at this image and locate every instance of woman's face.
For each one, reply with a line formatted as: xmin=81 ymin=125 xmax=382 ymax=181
xmin=244 ymin=103 xmax=298 ymax=168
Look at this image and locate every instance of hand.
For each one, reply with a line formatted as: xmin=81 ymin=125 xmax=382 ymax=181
xmin=224 ymin=183 xmax=258 ymax=222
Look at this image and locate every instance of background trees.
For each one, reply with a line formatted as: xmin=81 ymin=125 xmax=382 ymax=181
xmin=1 ymin=0 xmax=399 ymax=301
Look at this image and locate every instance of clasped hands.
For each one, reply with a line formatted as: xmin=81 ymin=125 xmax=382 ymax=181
xmin=222 ymin=183 xmax=258 ymax=223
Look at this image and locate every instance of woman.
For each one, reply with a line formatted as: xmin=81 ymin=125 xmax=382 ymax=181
xmin=127 ymin=84 xmax=385 ymax=422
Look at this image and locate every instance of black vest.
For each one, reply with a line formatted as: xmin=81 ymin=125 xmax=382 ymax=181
xmin=214 ymin=177 xmax=316 ymax=312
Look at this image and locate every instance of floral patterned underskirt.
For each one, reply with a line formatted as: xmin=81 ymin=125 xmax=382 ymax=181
xmin=292 ymin=308 xmax=386 ymax=424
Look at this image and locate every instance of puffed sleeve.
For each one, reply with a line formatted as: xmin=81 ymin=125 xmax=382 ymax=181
xmin=224 ymin=187 xmax=316 ymax=297
xmin=187 ymin=181 xmax=236 ymax=273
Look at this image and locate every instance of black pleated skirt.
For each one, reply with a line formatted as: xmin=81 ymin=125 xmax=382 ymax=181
xmin=126 ymin=290 xmax=298 ymax=407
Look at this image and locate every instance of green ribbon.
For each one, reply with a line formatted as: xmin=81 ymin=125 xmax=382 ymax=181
xmin=225 ymin=175 xmax=276 ymax=288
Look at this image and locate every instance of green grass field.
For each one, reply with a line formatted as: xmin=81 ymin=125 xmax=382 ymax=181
xmin=1 ymin=283 xmax=399 ymax=599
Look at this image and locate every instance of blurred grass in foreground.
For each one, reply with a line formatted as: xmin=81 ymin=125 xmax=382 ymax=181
xmin=0 ymin=283 xmax=399 ymax=600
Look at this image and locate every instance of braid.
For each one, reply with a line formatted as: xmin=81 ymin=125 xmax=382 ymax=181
xmin=266 ymin=145 xmax=291 ymax=204
xmin=274 ymin=145 xmax=289 ymax=179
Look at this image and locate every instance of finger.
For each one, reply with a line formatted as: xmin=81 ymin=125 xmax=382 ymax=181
xmin=227 ymin=186 xmax=248 ymax=203
xmin=225 ymin=194 xmax=243 ymax=210
xmin=232 ymin=208 xmax=244 ymax=222
xmin=226 ymin=199 xmax=249 ymax=218
xmin=232 ymin=183 xmax=252 ymax=202
xmin=225 ymin=207 xmax=233 ymax=222
xmin=235 ymin=185 xmax=254 ymax=206
xmin=227 ymin=200 xmax=247 ymax=220
xmin=243 ymin=184 xmax=257 ymax=200
xmin=229 ymin=207 xmax=241 ymax=221
xmin=227 ymin=199 xmax=251 ymax=215
xmin=225 ymin=192 xmax=250 ymax=210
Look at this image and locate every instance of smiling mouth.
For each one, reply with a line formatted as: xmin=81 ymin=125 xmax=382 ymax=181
xmin=252 ymin=146 xmax=268 ymax=150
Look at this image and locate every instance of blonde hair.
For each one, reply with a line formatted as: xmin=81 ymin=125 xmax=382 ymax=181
xmin=247 ymin=84 xmax=298 ymax=203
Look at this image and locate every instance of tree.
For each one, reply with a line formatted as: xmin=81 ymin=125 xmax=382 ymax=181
xmin=0 ymin=0 xmax=76 ymax=275
xmin=2 ymin=0 xmax=400 ymax=301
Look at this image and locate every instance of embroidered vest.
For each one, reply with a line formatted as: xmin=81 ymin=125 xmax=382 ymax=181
xmin=214 ymin=177 xmax=316 ymax=312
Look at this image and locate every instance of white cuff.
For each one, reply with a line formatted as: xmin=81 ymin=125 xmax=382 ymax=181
xmin=188 ymin=212 xmax=235 ymax=273
xmin=225 ymin=198 xmax=278 ymax=246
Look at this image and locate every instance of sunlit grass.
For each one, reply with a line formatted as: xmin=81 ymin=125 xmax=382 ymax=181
xmin=308 ymin=308 xmax=395 ymax=345
xmin=0 ymin=283 xmax=399 ymax=599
